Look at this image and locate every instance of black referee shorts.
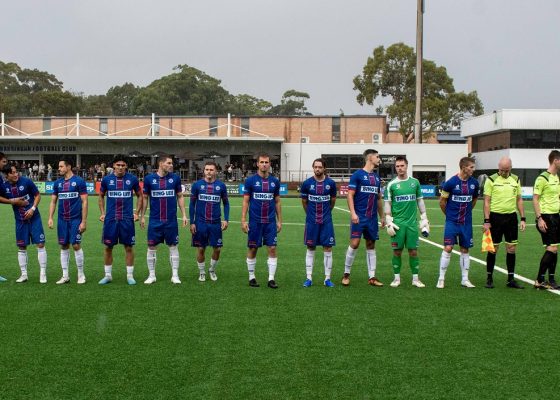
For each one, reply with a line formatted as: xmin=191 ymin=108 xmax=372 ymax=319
xmin=536 ymin=213 xmax=560 ymax=247
xmin=489 ymin=212 xmax=518 ymax=245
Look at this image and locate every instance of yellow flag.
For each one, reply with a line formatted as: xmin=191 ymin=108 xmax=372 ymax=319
xmin=481 ymin=229 xmax=495 ymax=253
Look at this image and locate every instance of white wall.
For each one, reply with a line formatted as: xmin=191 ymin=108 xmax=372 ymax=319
xmin=280 ymin=143 xmax=468 ymax=182
xmin=473 ymin=149 xmax=551 ymax=171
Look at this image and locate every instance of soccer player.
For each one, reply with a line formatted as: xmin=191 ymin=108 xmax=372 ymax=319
xmin=189 ymin=161 xmax=230 ymax=282
xmin=241 ymin=152 xmax=282 ymax=288
xmin=140 ymin=154 xmax=188 ymax=284
xmin=482 ymin=157 xmax=526 ymax=289
xmin=48 ymin=158 xmax=88 ymax=284
xmin=98 ymin=155 xmax=143 ymax=285
xmin=0 ymin=152 xmax=29 ymax=282
xmin=383 ymin=156 xmax=430 ymax=288
xmin=300 ymin=158 xmax=337 ymax=287
xmin=342 ymin=149 xmax=384 ymax=287
xmin=437 ymin=157 xmax=479 ymax=289
xmin=0 ymin=165 xmax=48 ymax=283
xmin=532 ymin=150 xmax=560 ymax=290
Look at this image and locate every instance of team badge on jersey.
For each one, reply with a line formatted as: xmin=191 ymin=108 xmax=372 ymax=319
xmin=168 ymin=178 xmax=173 ymax=183
xmin=72 ymin=182 xmax=76 ymax=187
xmin=19 ymin=185 xmax=24 ymax=191
xmin=126 ymin=180 xmax=131 ymax=185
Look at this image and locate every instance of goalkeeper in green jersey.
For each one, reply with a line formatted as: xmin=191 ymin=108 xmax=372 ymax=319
xmin=383 ymin=156 xmax=430 ymax=288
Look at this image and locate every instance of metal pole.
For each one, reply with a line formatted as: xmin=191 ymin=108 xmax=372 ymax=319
xmin=414 ymin=0 xmax=424 ymax=143
xmin=299 ymin=123 xmax=303 ymax=183
xmin=151 ymin=113 xmax=155 ymax=137
xmin=1 ymin=113 xmax=4 ymax=136
xmin=227 ymin=113 xmax=231 ymax=137
xmin=76 ymin=113 xmax=80 ymax=136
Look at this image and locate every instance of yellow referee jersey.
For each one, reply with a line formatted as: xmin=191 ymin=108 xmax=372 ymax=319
xmin=483 ymin=173 xmax=521 ymax=214
xmin=534 ymin=171 xmax=560 ymax=214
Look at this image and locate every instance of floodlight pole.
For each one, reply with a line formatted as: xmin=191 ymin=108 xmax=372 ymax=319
xmin=1 ymin=113 xmax=4 ymax=136
xmin=76 ymin=113 xmax=80 ymax=136
xmin=299 ymin=123 xmax=303 ymax=183
xmin=227 ymin=113 xmax=231 ymax=137
xmin=414 ymin=0 xmax=424 ymax=143
xmin=151 ymin=113 xmax=155 ymax=137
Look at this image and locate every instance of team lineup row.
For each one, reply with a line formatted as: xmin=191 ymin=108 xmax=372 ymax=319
xmin=0 ymin=149 xmax=559 ymax=290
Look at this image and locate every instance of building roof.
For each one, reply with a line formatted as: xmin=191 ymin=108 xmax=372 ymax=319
xmin=461 ymin=109 xmax=560 ymax=137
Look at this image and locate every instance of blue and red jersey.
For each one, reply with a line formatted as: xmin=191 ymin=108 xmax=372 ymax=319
xmin=53 ymin=175 xmax=87 ymax=221
xmin=189 ymin=179 xmax=230 ymax=224
xmin=441 ymin=175 xmax=479 ymax=225
xmin=243 ymin=174 xmax=280 ymax=224
xmin=348 ymin=169 xmax=381 ymax=219
xmin=100 ymin=172 xmax=141 ymax=221
xmin=1 ymin=176 xmax=40 ymax=222
xmin=143 ymin=172 xmax=182 ymax=223
xmin=300 ymin=176 xmax=337 ymax=224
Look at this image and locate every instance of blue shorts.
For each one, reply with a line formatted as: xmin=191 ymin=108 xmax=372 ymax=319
xmin=103 ymin=219 xmax=136 ymax=247
xmin=58 ymin=218 xmax=82 ymax=245
xmin=350 ymin=217 xmax=379 ymax=241
xmin=192 ymin=222 xmax=223 ymax=248
xmin=148 ymin=221 xmax=179 ymax=246
xmin=16 ymin=215 xmax=46 ymax=247
xmin=444 ymin=221 xmax=473 ymax=248
xmin=248 ymin=221 xmax=277 ymax=248
xmin=304 ymin=221 xmax=335 ymax=247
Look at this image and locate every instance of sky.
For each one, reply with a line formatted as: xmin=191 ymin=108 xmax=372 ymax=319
xmin=3 ymin=0 xmax=560 ymax=116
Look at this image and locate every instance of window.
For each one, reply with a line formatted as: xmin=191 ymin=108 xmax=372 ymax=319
xmin=209 ymin=117 xmax=218 ymax=137
xmin=241 ymin=117 xmax=250 ymax=137
xmin=42 ymin=118 xmax=51 ymax=136
xmin=332 ymin=117 xmax=341 ymax=143
xmin=99 ymin=118 xmax=108 ymax=136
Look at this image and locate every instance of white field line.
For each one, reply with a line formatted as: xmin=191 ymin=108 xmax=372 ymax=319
xmin=332 ymin=206 xmax=559 ymax=295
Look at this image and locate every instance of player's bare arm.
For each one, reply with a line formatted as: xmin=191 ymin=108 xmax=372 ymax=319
xmin=79 ymin=193 xmax=88 ymax=233
xmin=347 ymin=190 xmax=359 ymax=224
xmin=23 ymin=192 xmax=41 ymax=220
xmin=140 ymin=193 xmax=149 ymax=229
xmin=48 ymin=194 xmax=57 ymax=229
xmin=98 ymin=192 xmax=106 ymax=222
xmin=241 ymin=195 xmax=249 ymax=233
xmin=275 ymin=195 xmax=282 ymax=233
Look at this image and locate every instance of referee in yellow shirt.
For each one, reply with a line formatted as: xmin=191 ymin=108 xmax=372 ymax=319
xmin=533 ymin=150 xmax=560 ymax=289
xmin=483 ymin=157 xmax=526 ymax=289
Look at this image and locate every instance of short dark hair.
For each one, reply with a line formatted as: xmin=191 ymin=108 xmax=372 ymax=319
xmin=112 ymin=154 xmax=128 ymax=166
xmin=204 ymin=161 xmax=217 ymax=169
xmin=0 ymin=152 xmax=6 ymax=161
xmin=363 ymin=149 xmax=378 ymax=163
xmin=312 ymin=158 xmax=326 ymax=168
xmin=60 ymin=157 xmax=73 ymax=168
xmin=395 ymin=155 xmax=408 ymax=164
xmin=1 ymin=165 xmax=14 ymax=175
xmin=257 ymin=152 xmax=270 ymax=161
xmin=459 ymin=157 xmax=475 ymax=169
xmin=157 ymin=154 xmax=171 ymax=165
xmin=549 ymin=150 xmax=560 ymax=164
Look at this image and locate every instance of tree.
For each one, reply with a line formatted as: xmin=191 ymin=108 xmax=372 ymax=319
xmin=353 ymin=42 xmax=483 ymax=142
xmin=267 ymin=90 xmax=312 ymax=116
xmin=106 ymin=83 xmax=140 ymax=115
xmin=229 ymin=94 xmax=272 ymax=115
xmin=132 ymin=64 xmax=232 ymax=115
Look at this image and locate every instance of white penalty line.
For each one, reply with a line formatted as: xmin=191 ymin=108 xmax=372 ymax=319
xmin=333 ymin=206 xmax=559 ymax=295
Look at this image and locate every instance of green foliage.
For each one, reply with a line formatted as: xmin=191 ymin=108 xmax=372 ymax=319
xmin=267 ymin=89 xmax=312 ymax=116
xmin=229 ymin=94 xmax=272 ymax=115
xmin=353 ymin=42 xmax=484 ymax=141
xmin=106 ymin=83 xmax=140 ymax=115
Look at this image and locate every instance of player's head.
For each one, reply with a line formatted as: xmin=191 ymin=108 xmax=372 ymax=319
xmin=157 ymin=154 xmax=173 ymax=173
xmin=394 ymin=156 xmax=408 ymax=179
xmin=0 ymin=152 xmax=7 ymax=169
xmin=548 ymin=150 xmax=560 ymax=168
xmin=112 ymin=154 xmax=128 ymax=177
xmin=4 ymin=165 xmax=19 ymax=183
xmin=256 ymin=152 xmax=271 ymax=175
xmin=459 ymin=156 xmax=476 ymax=177
xmin=312 ymin=158 xmax=326 ymax=179
xmin=58 ymin=158 xmax=74 ymax=176
xmin=203 ymin=161 xmax=217 ymax=181
xmin=363 ymin=149 xmax=380 ymax=169
xmin=497 ymin=156 xmax=512 ymax=178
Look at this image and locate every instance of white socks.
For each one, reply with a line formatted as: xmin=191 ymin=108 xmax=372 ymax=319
xmin=366 ymin=249 xmax=377 ymax=278
xmin=246 ymin=258 xmax=256 ymax=280
xmin=126 ymin=266 xmax=134 ymax=279
xmin=60 ymin=249 xmax=70 ymax=278
xmin=74 ymin=248 xmax=84 ymax=276
xmin=344 ymin=246 xmax=357 ymax=274
xmin=209 ymin=258 xmax=218 ymax=272
xmin=460 ymin=253 xmax=470 ymax=281
xmin=147 ymin=249 xmax=157 ymax=277
xmin=439 ymin=251 xmax=451 ymax=279
xmin=104 ymin=265 xmax=112 ymax=278
xmin=324 ymin=251 xmax=333 ymax=280
xmin=18 ymin=250 xmax=28 ymax=277
xmin=37 ymin=247 xmax=47 ymax=274
xmin=305 ymin=250 xmax=315 ymax=279
xmin=169 ymin=246 xmax=180 ymax=278
xmin=197 ymin=262 xmax=206 ymax=273
xmin=268 ymin=257 xmax=277 ymax=281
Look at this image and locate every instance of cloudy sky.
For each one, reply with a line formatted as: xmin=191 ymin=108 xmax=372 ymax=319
xmin=3 ymin=0 xmax=559 ymax=115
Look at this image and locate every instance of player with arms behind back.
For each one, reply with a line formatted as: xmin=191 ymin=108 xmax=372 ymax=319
xmin=300 ymin=158 xmax=337 ymax=287
xmin=437 ymin=157 xmax=479 ymax=289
